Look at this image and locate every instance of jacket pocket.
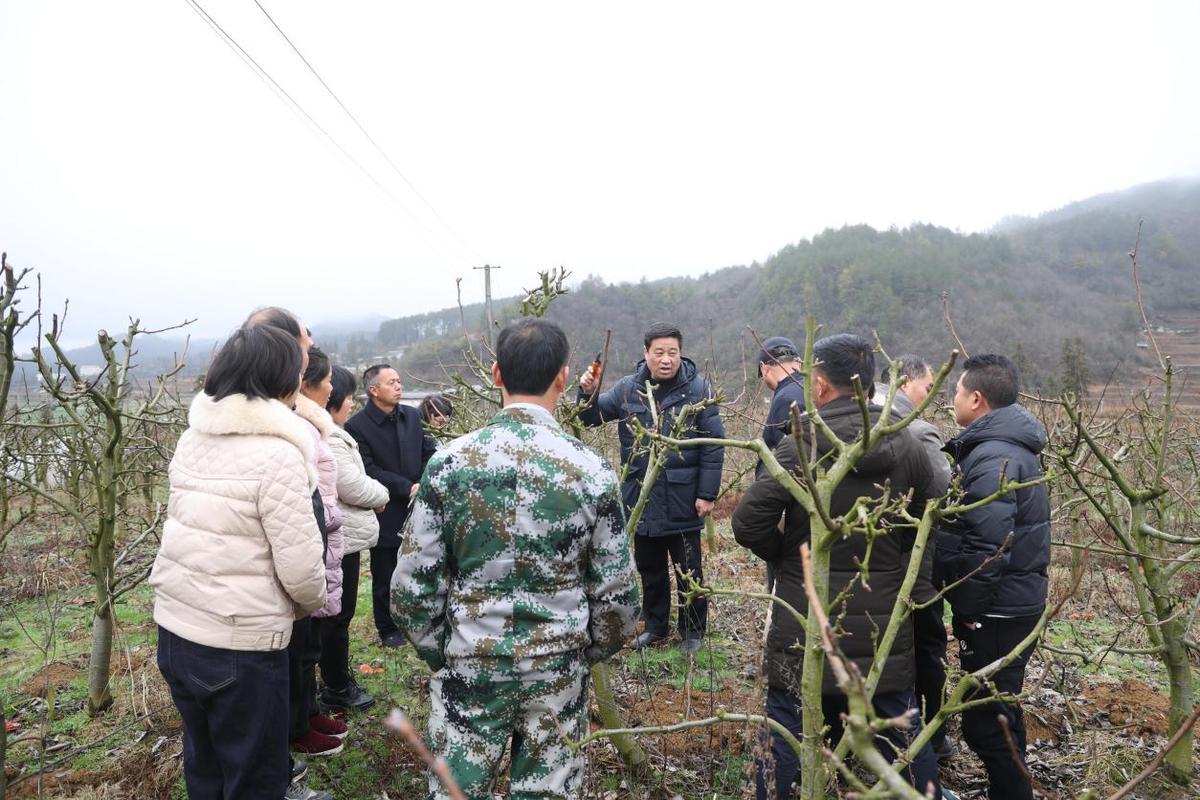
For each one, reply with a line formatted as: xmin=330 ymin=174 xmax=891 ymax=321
xmin=665 ymin=467 xmax=698 ymax=523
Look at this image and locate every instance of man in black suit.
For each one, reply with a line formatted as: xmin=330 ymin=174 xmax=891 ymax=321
xmin=345 ymin=364 xmax=437 ymax=647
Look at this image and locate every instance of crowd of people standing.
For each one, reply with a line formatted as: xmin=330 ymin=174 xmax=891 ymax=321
xmin=149 ymin=310 xmax=1049 ymax=800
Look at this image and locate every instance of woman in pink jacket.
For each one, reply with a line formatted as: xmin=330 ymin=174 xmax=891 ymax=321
xmin=292 ymin=346 xmax=349 ymax=756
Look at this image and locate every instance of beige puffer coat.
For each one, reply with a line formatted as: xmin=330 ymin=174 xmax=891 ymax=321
xmin=328 ymin=427 xmax=389 ymax=555
xmin=150 ymin=392 xmax=327 ymax=652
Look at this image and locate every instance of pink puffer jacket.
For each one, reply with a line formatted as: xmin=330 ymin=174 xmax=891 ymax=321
xmin=295 ymin=394 xmax=344 ymax=618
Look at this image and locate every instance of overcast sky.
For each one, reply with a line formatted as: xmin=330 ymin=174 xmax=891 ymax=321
xmin=2 ymin=1 xmax=1197 ymax=347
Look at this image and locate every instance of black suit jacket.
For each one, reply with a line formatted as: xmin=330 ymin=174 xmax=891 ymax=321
xmin=344 ymin=401 xmax=436 ymax=548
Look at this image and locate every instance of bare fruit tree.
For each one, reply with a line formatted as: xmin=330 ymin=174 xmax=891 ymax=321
xmin=4 ymin=283 xmax=190 ymax=716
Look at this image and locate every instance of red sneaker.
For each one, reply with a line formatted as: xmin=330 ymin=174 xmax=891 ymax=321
xmin=291 ymin=729 xmax=344 ymax=756
xmin=308 ymin=714 xmax=349 ymax=741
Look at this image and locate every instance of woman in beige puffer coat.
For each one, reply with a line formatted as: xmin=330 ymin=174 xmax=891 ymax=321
xmin=317 ymin=365 xmax=390 ymax=711
xmin=150 ymin=325 xmax=326 ymax=799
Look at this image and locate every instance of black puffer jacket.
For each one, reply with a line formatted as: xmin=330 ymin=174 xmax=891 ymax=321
xmin=578 ymin=358 xmax=724 ymax=537
xmin=732 ymin=397 xmax=932 ymax=695
xmin=934 ymin=404 xmax=1050 ymax=619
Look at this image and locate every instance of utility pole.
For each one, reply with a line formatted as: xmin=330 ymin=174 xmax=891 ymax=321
xmin=473 ymin=264 xmax=501 ymax=348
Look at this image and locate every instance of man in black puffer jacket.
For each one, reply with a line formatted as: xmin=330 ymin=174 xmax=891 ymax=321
xmin=936 ymin=354 xmax=1049 ymax=800
xmin=578 ymin=323 xmax=724 ymax=655
xmin=732 ymin=334 xmax=942 ymax=800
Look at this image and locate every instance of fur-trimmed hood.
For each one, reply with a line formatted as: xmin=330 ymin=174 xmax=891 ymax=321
xmin=188 ymin=392 xmax=317 ymax=488
xmin=294 ymin=393 xmax=336 ymax=439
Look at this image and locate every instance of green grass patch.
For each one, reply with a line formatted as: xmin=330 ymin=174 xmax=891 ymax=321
xmin=624 ymin=637 xmax=734 ymax=693
xmin=1043 ymin=616 xmax=1167 ymax=689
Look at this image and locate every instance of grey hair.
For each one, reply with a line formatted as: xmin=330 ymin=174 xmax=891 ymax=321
xmin=362 ymin=363 xmax=393 ymax=391
xmin=880 ymin=354 xmax=930 ymax=385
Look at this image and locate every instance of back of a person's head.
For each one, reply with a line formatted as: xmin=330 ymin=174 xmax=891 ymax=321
xmin=204 ymin=326 xmax=302 ymax=402
xmin=244 ymin=306 xmax=302 ymax=339
xmin=961 ymin=354 xmax=1019 ymax=408
xmin=496 ymin=318 xmax=569 ymax=396
xmin=419 ymin=393 xmax=453 ymax=422
xmin=813 ymin=333 xmax=875 ymax=395
xmin=327 ymin=365 xmax=357 ymax=413
xmin=880 ymin=354 xmax=929 ymax=385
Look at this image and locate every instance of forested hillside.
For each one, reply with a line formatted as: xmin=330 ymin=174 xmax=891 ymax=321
xmin=377 ymin=178 xmax=1200 ymax=391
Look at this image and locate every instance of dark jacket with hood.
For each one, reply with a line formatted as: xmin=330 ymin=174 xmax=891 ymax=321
xmin=934 ymin=404 xmax=1050 ymax=620
xmin=731 ymin=396 xmax=933 ymax=695
xmin=578 ymin=357 xmax=724 ymax=537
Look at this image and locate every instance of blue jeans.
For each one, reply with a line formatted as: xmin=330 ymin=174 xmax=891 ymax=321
xmin=756 ymin=686 xmax=942 ymax=800
xmin=157 ymin=625 xmax=289 ymax=800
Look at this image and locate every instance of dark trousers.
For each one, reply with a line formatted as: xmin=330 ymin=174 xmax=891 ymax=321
xmin=318 ymin=550 xmax=361 ymax=692
xmin=369 ymin=545 xmax=400 ymax=640
xmin=633 ymin=531 xmax=707 ymax=637
xmin=955 ymin=615 xmax=1039 ymax=800
xmin=157 ymin=625 xmax=288 ymax=800
xmin=287 ymin=616 xmax=316 ymax=740
xmin=913 ymin=598 xmax=948 ymax=746
xmin=756 ymin=686 xmax=942 ymax=800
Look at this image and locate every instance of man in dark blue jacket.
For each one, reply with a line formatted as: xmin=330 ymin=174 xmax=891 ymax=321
xmin=578 ymin=323 xmax=725 ymax=654
xmin=935 ymin=354 xmax=1050 ymax=800
xmin=755 ymin=336 xmax=805 ymax=479
xmin=345 ymin=364 xmax=437 ymax=647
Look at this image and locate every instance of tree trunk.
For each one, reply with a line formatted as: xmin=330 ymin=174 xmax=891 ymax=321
xmin=797 ymin=516 xmax=832 ymax=800
xmin=1160 ymin=616 xmax=1195 ymax=784
xmin=86 ymin=515 xmax=117 ymax=717
xmin=87 ymin=603 xmax=114 ymax=716
xmin=591 ymin=662 xmax=650 ymax=774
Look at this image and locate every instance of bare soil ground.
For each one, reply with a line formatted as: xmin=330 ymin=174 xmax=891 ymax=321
xmin=4 ymin=520 xmax=1200 ymax=799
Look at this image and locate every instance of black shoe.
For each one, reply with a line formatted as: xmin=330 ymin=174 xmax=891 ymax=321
xmin=381 ymin=632 xmax=405 ymax=649
xmin=290 ymin=758 xmax=308 ymax=785
xmin=933 ymin=737 xmax=956 ymax=763
xmin=322 ymin=680 xmax=376 ymax=712
xmin=632 ymin=630 xmax=669 ymax=649
xmin=679 ymin=635 xmax=704 ymax=655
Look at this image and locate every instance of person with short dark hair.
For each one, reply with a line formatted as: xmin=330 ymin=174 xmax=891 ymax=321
xmin=245 ymin=306 xmax=312 ymax=373
xmin=246 ymin=313 xmax=343 ymax=775
xmin=936 ymin=354 xmax=1049 ymax=800
xmin=418 ymin=393 xmax=453 ymax=428
xmin=732 ymin=333 xmax=943 ymax=800
xmin=578 ymin=322 xmax=725 ymax=655
xmin=392 ymin=318 xmax=638 ymax=798
xmin=880 ymin=354 xmax=954 ymax=760
xmin=344 ymin=363 xmax=436 ymax=647
xmin=319 ymin=366 xmax=390 ymax=712
xmin=150 ymin=325 xmax=327 ymax=800
xmin=756 ymin=336 xmax=804 ymax=477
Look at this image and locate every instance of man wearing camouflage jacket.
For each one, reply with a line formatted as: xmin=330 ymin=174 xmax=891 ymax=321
xmin=391 ymin=318 xmax=640 ymax=800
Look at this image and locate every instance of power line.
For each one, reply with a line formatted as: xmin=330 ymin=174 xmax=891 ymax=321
xmin=182 ymin=0 xmax=473 ymax=269
xmin=251 ymin=0 xmax=486 ymax=263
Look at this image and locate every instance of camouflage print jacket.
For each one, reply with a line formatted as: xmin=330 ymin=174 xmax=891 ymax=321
xmin=391 ymin=403 xmax=640 ymax=671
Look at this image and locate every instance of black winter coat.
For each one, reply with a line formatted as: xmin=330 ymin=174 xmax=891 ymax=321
xmin=934 ymin=404 xmax=1050 ymax=619
xmin=344 ymin=401 xmax=436 ymax=549
xmin=578 ymin=357 xmax=725 ymax=537
xmin=732 ymin=397 xmax=932 ymax=695
xmin=755 ymin=373 xmax=806 ymax=479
